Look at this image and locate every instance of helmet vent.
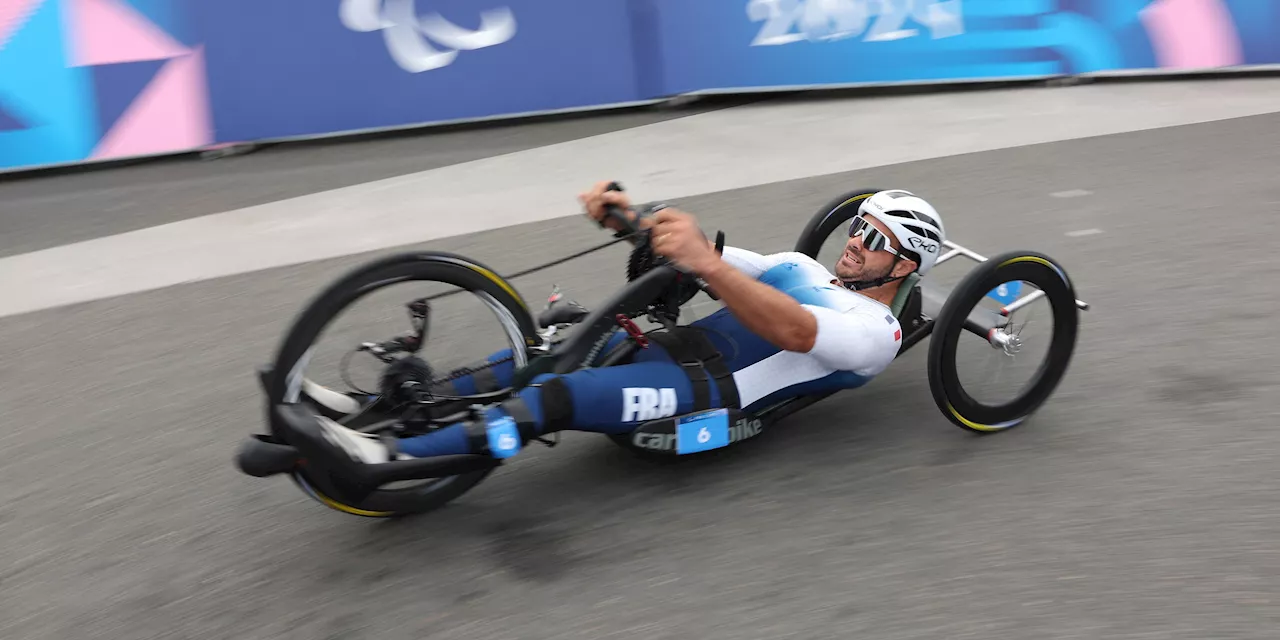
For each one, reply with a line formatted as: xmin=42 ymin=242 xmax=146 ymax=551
xmin=910 ymin=210 xmax=941 ymax=229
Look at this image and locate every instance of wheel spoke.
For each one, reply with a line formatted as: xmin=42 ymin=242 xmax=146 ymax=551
xmin=1015 ymin=303 xmax=1036 ymax=337
xmin=994 ymin=346 xmax=1010 ymax=394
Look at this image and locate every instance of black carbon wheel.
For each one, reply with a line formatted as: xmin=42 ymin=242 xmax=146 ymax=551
xmin=927 ymin=251 xmax=1080 ymax=433
xmin=264 ymin=251 xmax=540 ymax=517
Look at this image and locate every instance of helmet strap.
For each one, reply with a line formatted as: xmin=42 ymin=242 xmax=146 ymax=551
xmin=839 ymin=255 xmax=911 ymax=291
xmin=840 ymin=273 xmax=908 ymax=291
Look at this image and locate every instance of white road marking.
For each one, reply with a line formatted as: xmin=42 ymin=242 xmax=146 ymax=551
xmin=1066 ymin=228 xmax=1104 ymax=237
xmin=1051 ymin=189 xmax=1094 ymax=198
xmin=1 ymin=79 xmax=1279 ymax=318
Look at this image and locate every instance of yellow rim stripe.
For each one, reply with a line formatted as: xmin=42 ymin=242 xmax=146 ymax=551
xmin=315 ymin=493 xmax=394 ymax=517
xmin=297 ymin=475 xmax=395 ymax=517
xmin=998 ymin=255 xmax=1071 ymax=289
xmin=947 ymin=401 xmax=999 ymax=432
xmin=467 ymin=264 xmax=527 ymax=310
xmin=837 ymin=193 xmax=874 ymax=209
xmin=998 ymin=256 xmax=1051 ymax=269
xmin=946 ymin=401 xmax=1028 ymax=433
xmin=946 ymin=256 xmax=1048 ymax=433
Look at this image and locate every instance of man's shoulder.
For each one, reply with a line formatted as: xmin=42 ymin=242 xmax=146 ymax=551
xmin=760 ymin=251 xmax=823 ymax=269
xmin=757 ymin=252 xmax=833 ymax=283
xmin=812 ymin=299 xmax=903 ymax=375
xmin=845 ymin=299 xmax=903 ymax=339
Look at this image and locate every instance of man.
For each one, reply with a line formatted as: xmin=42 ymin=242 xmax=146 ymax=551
xmin=281 ymin=182 xmax=945 ymax=495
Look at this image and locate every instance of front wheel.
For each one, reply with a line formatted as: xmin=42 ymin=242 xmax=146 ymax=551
xmin=264 ymin=251 xmax=541 ymax=517
xmin=927 ymin=251 xmax=1080 ymax=433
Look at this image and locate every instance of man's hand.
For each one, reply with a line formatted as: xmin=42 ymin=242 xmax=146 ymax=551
xmin=649 ymin=208 xmax=720 ymax=273
xmin=578 ymin=181 xmax=637 ymax=234
xmin=580 ymin=181 xmax=816 ymax=353
xmin=578 ymin=182 xmax=718 ymax=270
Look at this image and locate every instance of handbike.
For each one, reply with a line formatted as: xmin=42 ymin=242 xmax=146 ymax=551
xmin=234 ymin=186 xmax=1089 ymax=518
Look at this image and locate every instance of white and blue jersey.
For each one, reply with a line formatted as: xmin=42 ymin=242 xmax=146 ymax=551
xmin=692 ymin=246 xmax=904 ymax=409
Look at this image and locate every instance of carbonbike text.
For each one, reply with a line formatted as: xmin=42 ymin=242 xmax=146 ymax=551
xmin=632 ymin=417 xmax=766 ymax=451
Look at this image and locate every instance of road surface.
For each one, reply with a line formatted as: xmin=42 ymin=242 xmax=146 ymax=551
xmin=1 ymin=79 xmax=1278 ymax=640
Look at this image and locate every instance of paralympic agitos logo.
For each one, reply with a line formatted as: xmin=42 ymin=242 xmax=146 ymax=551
xmin=340 ymin=0 xmax=517 ymax=73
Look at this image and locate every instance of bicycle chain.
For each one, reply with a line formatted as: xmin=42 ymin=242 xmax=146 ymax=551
xmin=427 ymin=354 xmax=516 ymax=387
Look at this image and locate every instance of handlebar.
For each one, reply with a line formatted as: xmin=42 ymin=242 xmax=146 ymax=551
xmin=601 ymin=181 xmax=731 ymax=307
xmin=601 ymin=181 xmax=642 ymax=236
xmin=596 ymin=180 xmax=727 ymax=267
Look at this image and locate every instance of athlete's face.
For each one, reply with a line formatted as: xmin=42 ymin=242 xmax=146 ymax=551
xmin=835 ymin=214 xmax=911 ymax=282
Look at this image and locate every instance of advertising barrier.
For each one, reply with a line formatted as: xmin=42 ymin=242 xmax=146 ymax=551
xmin=193 ymin=0 xmax=648 ymax=143
xmin=0 ymin=0 xmax=212 ymax=171
xmin=1 ymin=0 xmax=1277 ymax=173
xmin=650 ymin=0 xmax=1275 ymax=94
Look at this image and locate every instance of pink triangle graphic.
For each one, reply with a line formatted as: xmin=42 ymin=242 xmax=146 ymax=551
xmin=1139 ymin=0 xmax=1243 ymax=68
xmin=70 ymin=0 xmax=188 ymax=65
xmin=0 ymin=0 xmax=43 ymax=51
xmin=91 ymin=47 xmax=212 ymax=160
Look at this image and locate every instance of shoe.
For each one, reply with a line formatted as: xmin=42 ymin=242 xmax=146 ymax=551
xmin=258 ymin=365 xmax=384 ymax=425
xmin=275 ymin=406 xmax=395 ymax=504
xmin=303 ymin=380 xmax=381 ymax=422
xmin=275 ymin=404 xmax=502 ymax=505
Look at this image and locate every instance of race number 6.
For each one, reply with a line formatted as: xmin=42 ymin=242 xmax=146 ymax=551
xmin=697 ymin=426 xmax=711 ymax=444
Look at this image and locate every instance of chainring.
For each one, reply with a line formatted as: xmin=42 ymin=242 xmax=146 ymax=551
xmin=625 ymin=239 xmax=660 ymax=282
xmin=378 ymin=355 xmax=434 ymax=405
xmin=626 ymin=240 xmax=700 ymax=313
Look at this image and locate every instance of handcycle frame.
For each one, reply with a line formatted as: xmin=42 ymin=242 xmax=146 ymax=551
xmin=239 ymin=185 xmax=1090 ymax=517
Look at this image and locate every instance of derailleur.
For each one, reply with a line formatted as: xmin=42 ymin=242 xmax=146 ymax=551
xmin=343 ymin=297 xmax=437 ymax=410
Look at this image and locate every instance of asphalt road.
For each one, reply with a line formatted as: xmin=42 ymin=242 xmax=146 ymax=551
xmin=2 ymin=112 xmax=1279 ymax=640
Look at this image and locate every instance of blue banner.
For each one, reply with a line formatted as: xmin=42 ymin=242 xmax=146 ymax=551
xmin=2 ymin=0 xmax=1278 ymax=172
xmin=1221 ymin=0 xmax=1280 ymax=64
xmin=649 ymin=0 xmax=1272 ymax=95
xmin=194 ymin=0 xmax=646 ymax=142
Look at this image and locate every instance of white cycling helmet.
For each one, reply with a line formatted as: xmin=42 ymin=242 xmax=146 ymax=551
xmin=856 ymin=189 xmax=947 ymax=275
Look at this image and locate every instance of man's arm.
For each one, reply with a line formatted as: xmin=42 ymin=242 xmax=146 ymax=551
xmin=701 ymin=260 xmax=900 ymax=372
xmin=718 ymin=246 xmax=789 ymax=278
xmin=636 ymin=206 xmax=820 ymax=353
xmin=697 ymin=257 xmax=819 ymax=353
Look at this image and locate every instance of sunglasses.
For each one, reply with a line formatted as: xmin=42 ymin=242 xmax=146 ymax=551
xmin=848 ymin=215 xmax=901 ymax=257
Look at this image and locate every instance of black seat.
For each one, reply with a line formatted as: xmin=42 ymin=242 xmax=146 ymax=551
xmin=889 ymin=272 xmax=923 ymax=320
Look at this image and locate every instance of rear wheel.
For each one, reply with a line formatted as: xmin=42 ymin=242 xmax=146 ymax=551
xmin=926 ymin=251 xmax=1080 ymax=433
xmin=264 ymin=251 xmax=540 ymax=517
